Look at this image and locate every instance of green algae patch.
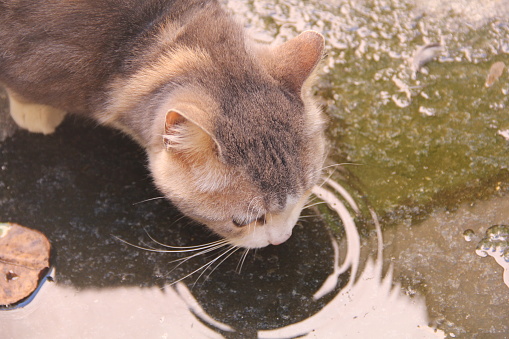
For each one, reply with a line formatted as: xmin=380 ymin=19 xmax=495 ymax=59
xmin=324 ymin=46 xmax=509 ymax=219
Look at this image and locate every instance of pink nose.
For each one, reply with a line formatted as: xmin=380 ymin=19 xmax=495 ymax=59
xmin=269 ymin=232 xmax=292 ymax=246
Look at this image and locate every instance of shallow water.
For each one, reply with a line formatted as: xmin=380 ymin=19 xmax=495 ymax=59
xmin=2 ymin=0 xmax=509 ymax=337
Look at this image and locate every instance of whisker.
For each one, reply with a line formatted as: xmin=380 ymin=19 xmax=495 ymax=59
xmin=318 ymin=166 xmax=339 ymax=189
xmin=132 ymin=196 xmax=165 ymax=205
xmin=304 ymin=195 xmax=320 ymax=205
xmin=168 ymin=214 xmax=188 ymax=227
xmin=113 ymin=234 xmax=228 ymax=254
xmin=166 ymin=242 xmax=229 ymax=264
xmin=115 ymin=232 xmax=239 ymax=287
xmin=314 ymin=162 xmax=363 ymax=190
xmin=306 ymin=162 xmax=362 ymax=185
xmin=298 ymin=214 xmax=320 ymax=219
xmin=319 ymin=162 xmax=362 ymax=172
xmin=164 ymin=242 xmax=231 ymax=280
xmin=301 ymin=210 xmax=321 ymax=216
xmin=143 ymin=228 xmax=227 ymax=250
xmin=303 ymin=201 xmax=327 ymax=209
xmin=190 ymin=246 xmax=235 ymax=287
xmin=202 ymin=246 xmax=240 ymax=282
xmin=236 ymin=248 xmax=250 ymax=274
xmin=113 ymin=236 xmax=177 ymax=253
xmin=168 ymin=261 xmax=217 ymax=286
xmin=171 ymin=245 xmax=236 ymax=286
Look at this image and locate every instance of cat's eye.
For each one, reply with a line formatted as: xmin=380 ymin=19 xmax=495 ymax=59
xmin=233 ymin=215 xmax=267 ymax=227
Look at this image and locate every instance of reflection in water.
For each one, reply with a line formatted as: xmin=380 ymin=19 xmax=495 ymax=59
xmin=256 ymin=181 xmax=444 ymax=338
xmin=311 ymin=182 xmax=360 ymax=300
xmin=476 ymin=225 xmax=509 ymax=288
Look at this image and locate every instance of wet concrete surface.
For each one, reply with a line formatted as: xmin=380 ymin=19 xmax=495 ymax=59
xmin=384 ymin=195 xmax=509 ymax=336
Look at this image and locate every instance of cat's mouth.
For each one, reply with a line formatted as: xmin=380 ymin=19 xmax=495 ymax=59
xmin=220 ymin=192 xmax=310 ymax=249
xmin=227 ymin=225 xmax=292 ymax=248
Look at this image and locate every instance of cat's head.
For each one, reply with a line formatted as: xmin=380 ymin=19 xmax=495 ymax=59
xmin=148 ymin=31 xmax=326 ymax=248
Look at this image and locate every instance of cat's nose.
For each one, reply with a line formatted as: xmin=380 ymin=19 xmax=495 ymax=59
xmin=268 ymin=229 xmax=292 ymax=246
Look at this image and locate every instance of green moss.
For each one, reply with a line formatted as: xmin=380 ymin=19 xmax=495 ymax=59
xmin=315 ymin=5 xmax=509 ymax=219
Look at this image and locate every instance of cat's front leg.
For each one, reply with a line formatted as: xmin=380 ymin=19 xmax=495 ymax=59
xmin=6 ymin=89 xmax=66 ymax=135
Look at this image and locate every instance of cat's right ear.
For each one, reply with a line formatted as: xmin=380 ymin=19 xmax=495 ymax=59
xmin=163 ymin=109 xmax=223 ymax=159
xmin=163 ymin=110 xmax=186 ymax=150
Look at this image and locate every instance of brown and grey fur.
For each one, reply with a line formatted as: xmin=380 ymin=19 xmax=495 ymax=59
xmin=0 ymin=0 xmax=326 ymax=248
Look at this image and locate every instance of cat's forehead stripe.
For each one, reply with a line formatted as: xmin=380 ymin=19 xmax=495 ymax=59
xmin=210 ymin=81 xmax=307 ymax=197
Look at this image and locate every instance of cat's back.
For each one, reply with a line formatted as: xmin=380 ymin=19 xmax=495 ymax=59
xmin=0 ymin=0 xmax=219 ymax=111
xmin=0 ymin=0 xmax=215 ymax=51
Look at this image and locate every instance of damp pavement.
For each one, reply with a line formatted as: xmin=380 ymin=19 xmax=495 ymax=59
xmin=2 ymin=0 xmax=509 ymax=338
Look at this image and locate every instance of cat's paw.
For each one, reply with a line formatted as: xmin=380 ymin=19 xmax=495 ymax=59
xmin=7 ymin=91 xmax=66 ymax=135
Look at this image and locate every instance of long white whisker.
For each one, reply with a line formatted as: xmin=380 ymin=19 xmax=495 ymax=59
xmin=169 ymin=262 xmax=215 ymax=286
xmin=167 ymin=242 xmax=229 ymax=265
xmin=113 ymin=235 xmax=228 ymax=254
xmin=113 ymin=236 xmax=178 ymax=253
xmin=318 ymin=166 xmax=340 ymax=189
xmin=132 ymin=196 xmax=165 ymax=205
xmin=319 ymin=162 xmax=362 ymax=172
xmin=190 ymin=246 xmax=235 ymax=287
xmin=304 ymin=195 xmax=320 ymax=205
xmin=236 ymin=248 xmax=250 ymax=273
xmin=171 ymin=245 xmax=236 ymax=286
xmin=143 ymin=228 xmax=227 ymax=250
xmin=298 ymin=214 xmax=320 ymax=219
xmin=168 ymin=214 xmax=188 ymax=227
xmin=303 ymin=201 xmax=327 ymax=209
xmin=115 ymin=232 xmax=238 ymax=287
xmin=202 ymin=246 xmax=240 ymax=282
xmin=162 ymin=243 xmax=231 ymax=284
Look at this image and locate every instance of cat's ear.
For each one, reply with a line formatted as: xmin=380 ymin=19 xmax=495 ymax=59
xmin=163 ymin=109 xmax=223 ymax=158
xmin=265 ymin=31 xmax=325 ymax=93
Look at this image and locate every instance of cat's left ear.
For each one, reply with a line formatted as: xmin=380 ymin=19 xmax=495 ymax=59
xmin=264 ymin=31 xmax=325 ymax=93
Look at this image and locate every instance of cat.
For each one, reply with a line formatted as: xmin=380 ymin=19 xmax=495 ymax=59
xmin=0 ymin=0 xmax=326 ymax=248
